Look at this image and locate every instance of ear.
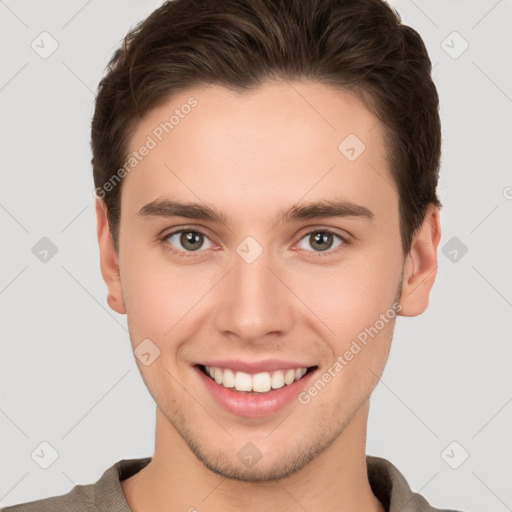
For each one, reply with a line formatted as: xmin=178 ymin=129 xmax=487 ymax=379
xmin=95 ymin=199 xmax=126 ymax=315
xmin=398 ymin=205 xmax=441 ymax=317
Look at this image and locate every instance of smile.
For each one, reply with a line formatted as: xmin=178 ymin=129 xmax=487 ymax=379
xmin=200 ymin=364 xmax=312 ymax=393
xmin=195 ymin=364 xmax=318 ymax=417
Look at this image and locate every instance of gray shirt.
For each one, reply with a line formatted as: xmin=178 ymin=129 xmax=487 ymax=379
xmin=1 ymin=456 xmax=462 ymax=511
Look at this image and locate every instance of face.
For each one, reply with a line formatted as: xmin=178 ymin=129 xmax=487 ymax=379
xmin=97 ymin=80 xmax=438 ymax=481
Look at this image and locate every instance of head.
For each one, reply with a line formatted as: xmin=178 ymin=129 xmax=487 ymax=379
xmin=93 ymin=0 xmax=441 ymax=481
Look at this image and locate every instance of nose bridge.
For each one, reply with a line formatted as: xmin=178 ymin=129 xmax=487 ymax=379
xmin=214 ymin=246 xmax=292 ymax=341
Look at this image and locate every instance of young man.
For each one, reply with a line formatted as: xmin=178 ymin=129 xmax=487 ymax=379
xmin=2 ymin=0 xmax=463 ymax=511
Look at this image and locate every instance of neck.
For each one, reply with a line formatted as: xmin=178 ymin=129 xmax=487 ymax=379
xmin=121 ymin=400 xmax=384 ymax=512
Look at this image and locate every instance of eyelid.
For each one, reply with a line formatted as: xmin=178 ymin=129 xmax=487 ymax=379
xmin=294 ymin=224 xmax=352 ymax=243
xmin=292 ymin=226 xmax=350 ymax=257
xmin=159 ymin=226 xmax=217 ymax=258
xmin=159 ymin=224 xmax=352 ymax=258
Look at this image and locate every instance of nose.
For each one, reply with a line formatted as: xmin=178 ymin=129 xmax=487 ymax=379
xmin=213 ymin=248 xmax=295 ymax=344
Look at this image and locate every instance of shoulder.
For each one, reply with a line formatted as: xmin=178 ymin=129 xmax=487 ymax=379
xmin=366 ymin=455 xmax=465 ymax=512
xmin=1 ymin=457 xmax=151 ymax=512
xmin=1 ymin=482 xmax=96 ymax=512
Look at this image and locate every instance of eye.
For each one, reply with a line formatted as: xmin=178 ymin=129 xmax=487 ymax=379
xmin=160 ymin=227 xmax=348 ymax=259
xmin=162 ymin=229 xmax=214 ymax=255
xmin=296 ymin=229 xmax=346 ymax=255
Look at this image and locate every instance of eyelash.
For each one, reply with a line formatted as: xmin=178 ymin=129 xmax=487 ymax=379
xmin=159 ymin=227 xmax=350 ymax=259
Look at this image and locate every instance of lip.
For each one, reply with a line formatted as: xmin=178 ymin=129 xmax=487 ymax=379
xmin=195 ymin=359 xmax=315 ymax=374
xmin=194 ymin=364 xmax=318 ymax=418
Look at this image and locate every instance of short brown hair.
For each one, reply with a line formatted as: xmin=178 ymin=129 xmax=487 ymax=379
xmin=91 ymin=0 xmax=442 ymax=255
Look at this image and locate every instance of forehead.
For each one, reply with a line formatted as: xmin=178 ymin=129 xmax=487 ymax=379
xmin=122 ymin=80 xmax=397 ymax=225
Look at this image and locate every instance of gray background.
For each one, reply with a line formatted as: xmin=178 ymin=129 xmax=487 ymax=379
xmin=1 ymin=1 xmax=511 ymax=510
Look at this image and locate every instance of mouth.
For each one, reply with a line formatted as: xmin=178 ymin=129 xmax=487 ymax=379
xmin=194 ymin=363 xmax=318 ymax=417
xmin=196 ymin=364 xmax=317 ymax=394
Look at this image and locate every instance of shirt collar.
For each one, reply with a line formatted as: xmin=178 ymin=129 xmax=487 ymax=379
xmin=94 ymin=455 xmax=440 ymax=512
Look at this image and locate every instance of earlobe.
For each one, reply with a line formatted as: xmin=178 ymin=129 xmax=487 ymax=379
xmin=398 ymin=205 xmax=441 ymax=317
xmin=95 ymin=199 xmax=126 ymax=315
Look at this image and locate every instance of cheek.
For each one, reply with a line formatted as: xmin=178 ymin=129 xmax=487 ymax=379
xmin=290 ymin=252 xmax=402 ymax=343
xmin=119 ymin=248 xmax=171 ymax=344
xmin=120 ymin=249 xmax=214 ymax=344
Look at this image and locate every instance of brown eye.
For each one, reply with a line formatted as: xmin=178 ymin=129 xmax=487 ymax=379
xmin=297 ymin=230 xmax=345 ymax=254
xmin=164 ymin=230 xmax=213 ymax=252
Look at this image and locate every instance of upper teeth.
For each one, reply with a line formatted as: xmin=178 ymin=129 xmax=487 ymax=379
xmin=204 ymin=366 xmax=308 ymax=393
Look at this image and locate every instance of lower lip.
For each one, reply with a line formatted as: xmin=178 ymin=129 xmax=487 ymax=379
xmin=195 ymin=366 xmax=317 ymax=418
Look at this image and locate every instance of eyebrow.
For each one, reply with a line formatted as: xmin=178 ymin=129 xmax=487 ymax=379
xmin=137 ymin=198 xmax=374 ymax=227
